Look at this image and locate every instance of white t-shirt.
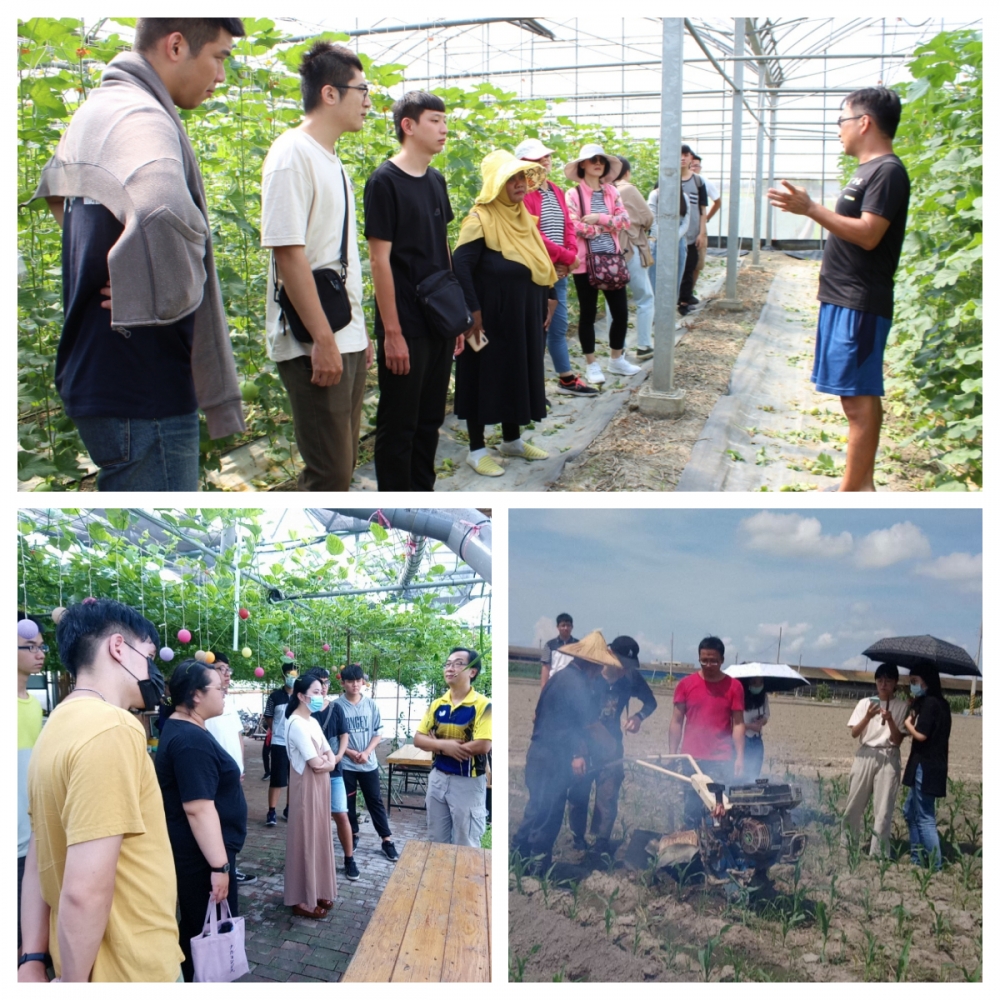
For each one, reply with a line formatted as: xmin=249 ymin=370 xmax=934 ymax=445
xmin=260 ymin=128 xmax=369 ymax=362
xmin=743 ymin=693 xmax=770 ymax=739
xmin=286 ymin=715 xmax=331 ymax=775
xmin=847 ymin=695 xmax=909 ymax=748
xmin=702 ymin=176 xmax=721 ymax=202
xmin=205 ymin=696 xmax=244 ymax=773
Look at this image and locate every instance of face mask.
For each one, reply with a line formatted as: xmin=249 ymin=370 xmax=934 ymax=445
xmin=308 ymin=695 xmax=324 ymax=712
xmin=749 ymin=684 xmax=765 ymax=696
xmin=284 ymin=674 xmax=297 ymax=688
xmin=121 ymin=645 xmax=166 ymax=711
xmin=910 ymin=681 xmax=925 ymax=697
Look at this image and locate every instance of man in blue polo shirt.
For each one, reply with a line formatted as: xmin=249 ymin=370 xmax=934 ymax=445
xmin=415 ymin=647 xmax=491 ymax=847
xmin=768 ymin=86 xmax=910 ymax=492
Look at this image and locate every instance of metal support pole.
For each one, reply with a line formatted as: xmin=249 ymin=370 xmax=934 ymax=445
xmin=766 ymin=94 xmax=777 ymax=246
xmin=751 ymin=81 xmax=765 ymax=264
xmin=719 ymin=17 xmax=745 ymax=308
xmin=638 ymin=17 xmax=685 ymax=418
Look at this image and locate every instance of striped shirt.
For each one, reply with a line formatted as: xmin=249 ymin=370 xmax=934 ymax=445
xmin=538 ymin=185 xmax=567 ymax=246
xmin=587 ymin=188 xmax=616 ymax=253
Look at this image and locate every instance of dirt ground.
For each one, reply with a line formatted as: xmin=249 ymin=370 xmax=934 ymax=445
xmin=552 ymin=254 xmax=926 ymax=492
xmin=508 ymin=679 xmax=983 ymax=982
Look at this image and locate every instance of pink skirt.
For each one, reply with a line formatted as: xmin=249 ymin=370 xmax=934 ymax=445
xmin=284 ymin=757 xmax=337 ymax=908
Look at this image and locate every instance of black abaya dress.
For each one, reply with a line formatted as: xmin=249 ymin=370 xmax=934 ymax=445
xmin=452 ymin=237 xmax=551 ymax=427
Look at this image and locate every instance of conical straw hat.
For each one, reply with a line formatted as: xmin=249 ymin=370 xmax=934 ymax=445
xmin=558 ymin=630 xmax=622 ymax=668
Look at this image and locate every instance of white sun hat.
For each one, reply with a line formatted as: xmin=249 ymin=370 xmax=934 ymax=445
xmin=514 ymin=137 xmax=555 ymax=161
xmin=563 ymin=143 xmax=623 ymax=183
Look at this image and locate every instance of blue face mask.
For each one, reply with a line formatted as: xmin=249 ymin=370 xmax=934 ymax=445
xmin=910 ymin=681 xmax=925 ymax=697
xmin=308 ymin=695 xmax=325 ymax=712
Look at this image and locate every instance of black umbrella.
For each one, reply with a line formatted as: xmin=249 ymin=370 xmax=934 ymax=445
xmin=861 ymin=635 xmax=981 ymax=677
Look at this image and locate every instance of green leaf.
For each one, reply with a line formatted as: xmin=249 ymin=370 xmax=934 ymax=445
xmin=325 ymin=534 xmax=345 ymax=556
xmin=370 ymin=522 xmax=389 ymax=543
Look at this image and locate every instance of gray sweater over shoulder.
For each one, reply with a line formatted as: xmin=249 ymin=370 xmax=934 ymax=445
xmin=32 ymin=52 xmax=245 ymax=439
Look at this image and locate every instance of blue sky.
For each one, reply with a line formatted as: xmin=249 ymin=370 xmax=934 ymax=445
xmin=509 ymin=509 xmax=982 ymax=672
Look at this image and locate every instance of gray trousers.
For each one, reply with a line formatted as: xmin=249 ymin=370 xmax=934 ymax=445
xmin=426 ymin=769 xmax=487 ymax=847
xmin=842 ymin=744 xmax=901 ymax=857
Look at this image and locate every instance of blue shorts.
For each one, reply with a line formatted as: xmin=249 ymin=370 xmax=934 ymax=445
xmin=812 ymin=302 xmax=892 ymax=397
xmin=330 ymin=774 xmax=347 ymax=813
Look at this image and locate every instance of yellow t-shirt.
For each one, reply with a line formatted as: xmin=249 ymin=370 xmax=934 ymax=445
xmin=28 ymin=699 xmax=183 ymax=982
xmin=417 ymin=687 xmax=492 ymax=778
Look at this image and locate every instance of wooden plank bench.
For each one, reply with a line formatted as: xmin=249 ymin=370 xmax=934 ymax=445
xmin=342 ymin=841 xmax=491 ymax=982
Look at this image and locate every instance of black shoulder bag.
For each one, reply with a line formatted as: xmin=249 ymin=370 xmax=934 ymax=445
xmin=273 ymin=166 xmax=352 ymax=344
xmin=414 ymin=268 xmax=473 ymax=339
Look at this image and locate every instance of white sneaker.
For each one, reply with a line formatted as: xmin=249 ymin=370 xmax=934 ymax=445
xmin=585 ymin=361 xmax=605 ymax=385
xmin=607 ymin=355 xmax=642 ymax=376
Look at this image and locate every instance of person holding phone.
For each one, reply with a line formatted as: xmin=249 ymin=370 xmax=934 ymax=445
xmin=452 ymin=150 xmax=558 ymax=476
xmin=842 ymin=662 xmax=907 ymax=858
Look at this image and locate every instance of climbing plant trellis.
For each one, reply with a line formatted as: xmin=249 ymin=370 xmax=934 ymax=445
xmin=17 ymin=508 xmax=491 ymax=709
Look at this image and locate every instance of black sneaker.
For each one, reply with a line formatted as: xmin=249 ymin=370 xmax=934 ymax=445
xmin=235 ymin=868 xmax=257 ymax=885
xmin=678 ymin=304 xmax=692 ymax=316
xmin=688 ymin=295 xmax=700 ymax=305
xmin=344 ymin=857 xmax=360 ymax=881
xmin=261 ymin=772 xmax=270 ymax=780
xmin=266 ymin=809 xmax=277 ymax=826
xmin=572 ymin=834 xmax=588 ymax=851
xmin=555 ymin=375 xmax=599 ymax=397
xmin=381 ymin=840 xmax=399 ymax=862
xmin=635 ymin=346 xmax=654 ymax=361
xmin=282 ymin=806 xmax=288 ymax=821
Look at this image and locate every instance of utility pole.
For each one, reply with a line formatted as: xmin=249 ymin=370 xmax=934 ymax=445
xmin=776 ymin=626 xmax=782 ymax=663
xmin=718 ymin=16 xmax=746 ymax=310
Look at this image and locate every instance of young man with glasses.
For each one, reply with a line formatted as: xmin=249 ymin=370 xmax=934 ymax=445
xmin=17 ymin=615 xmax=46 ymax=959
xmin=414 ymin=648 xmax=492 ymax=847
xmin=261 ymin=41 xmax=374 ymax=491
xmin=365 ymin=92 xmax=465 ymax=491
xmin=33 ymin=18 xmax=247 ymax=491
xmin=768 ymin=87 xmax=910 ymax=491
xmin=19 ymin=600 xmax=183 ymax=982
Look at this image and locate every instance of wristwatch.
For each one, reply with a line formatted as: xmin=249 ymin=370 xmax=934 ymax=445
xmin=210 ymin=863 xmax=231 ymax=873
xmin=18 ymin=952 xmax=49 ymax=968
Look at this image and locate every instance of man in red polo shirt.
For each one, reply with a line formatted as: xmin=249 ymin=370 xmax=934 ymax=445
xmin=669 ymin=636 xmax=745 ymax=827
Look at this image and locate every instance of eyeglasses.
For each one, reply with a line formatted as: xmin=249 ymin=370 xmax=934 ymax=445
xmin=18 ymin=643 xmax=48 ymax=653
xmin=342 ymin=83 xmax=370 ymax=97
xmin=835 ymin=114 xmax=866 ymax=127
xmin=587 ymin=156 xmax=607 ymax=165
xmin=444 ymin=658 xmax=470 ymax=669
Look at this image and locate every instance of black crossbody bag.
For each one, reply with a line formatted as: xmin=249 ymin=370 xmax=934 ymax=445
xmin=414 ymin=268 xmax=473 ymax=340
xmin=273 ymin=168 xmax=352 ymax=344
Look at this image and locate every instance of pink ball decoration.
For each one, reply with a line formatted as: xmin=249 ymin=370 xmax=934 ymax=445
xmin=82 ymin=597 xmax=97 ymax=605
xmin=238 ymin=607 xmax=249 ymax=620
xmin=177 ymin=629 xmax=192 ymax=644
xmin=160 ymin=647 xmax=175 ymax=662
xmin=285 ymin=649 xmax=295 ymax=659
xmin=17 ymin=618 xmax=40 ymax=640
xmin=322 ymin=643 xmax=331 ymax=652
xmin=254 ymin=666 xmax=265 ymax=678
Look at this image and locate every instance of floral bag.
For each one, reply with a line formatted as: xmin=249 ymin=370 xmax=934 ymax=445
xmin=576 ymin=186 xmax=629 ymax=291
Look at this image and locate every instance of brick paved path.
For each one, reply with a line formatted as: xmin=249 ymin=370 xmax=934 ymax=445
xmin=234 ymin=736 xmax=428 ymax=982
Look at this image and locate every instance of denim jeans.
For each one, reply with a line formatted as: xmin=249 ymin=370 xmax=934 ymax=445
xmin=902 ymin=764 xmax=942 ymax=869
xmin=74 ymin=412 xmax=200 ymax=491
xmin=545 ymin=276 xmax=571 ymax=374
xmin=648 ymin=237 xmax=687 ymax=298
xmin=601 ymin=252 xmax=655 ymax=348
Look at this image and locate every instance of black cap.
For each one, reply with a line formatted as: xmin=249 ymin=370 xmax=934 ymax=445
xmin=610 ymin=635 xmax=640 ymax=659
xmin=681 ymin=143 xmax=694 ymax=155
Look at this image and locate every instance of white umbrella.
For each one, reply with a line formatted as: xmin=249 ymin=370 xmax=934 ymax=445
xmin=724 ymin=662 xmax=810 ymax=692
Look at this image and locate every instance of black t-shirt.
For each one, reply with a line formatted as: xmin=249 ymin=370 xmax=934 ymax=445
xmin=818 ymin=154 xmax=910 ymax=320
xmin=56 ymin=198 xmax=198 ymax=419
xmin=530 ymin=664 xmax=599 ymax=761
xmin=313 ymin=700 xmax=347 ymax=778
xmin=155 ymin=717 xmax=247 ymax=870
xmin=363 ymin=161 xmax=454 ymax=341
xmin=902 ymin=695 xmax=951 ymax=797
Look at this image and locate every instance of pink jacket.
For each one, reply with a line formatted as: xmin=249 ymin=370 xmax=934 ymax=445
xmin=565 ymin=181 xmax=630 ymax=275
xmin=523 ymin=181 xmax=577 ymax=269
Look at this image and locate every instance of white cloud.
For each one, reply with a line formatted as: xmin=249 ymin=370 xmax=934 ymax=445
xmin=814 ymin=632 xmax=836 ymax=649
xmin=854 ymin=522 xmax=932 ymax=568
xmin=533 ymin=616 xmax=556 ymax=646
xmin=915 ymin=552 xmax=983 ymax=592
xmin=758 ymin=621 xmax=811 ymax=638
xmin=841 ymin=654 xmax=870 ymax=671
xmin=740 ymin=512 xmax=853 ymax=559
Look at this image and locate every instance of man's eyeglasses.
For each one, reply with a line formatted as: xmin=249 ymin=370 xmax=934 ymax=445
xmin=445 ymin=658 xmax=471 ymax=669
xmin=18 ymin=644 xmax=48 ymax=653
xmin=343 ymin=83 xmax=370 ymax=97
xmin=835 ymin=114 xmax=866 ymax=127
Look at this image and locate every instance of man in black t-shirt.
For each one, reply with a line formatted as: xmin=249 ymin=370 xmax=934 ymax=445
xmin=365 ymin=91 xmax=467 ymax=491
xmin=768 ymin=87 xmax=911 ymax=492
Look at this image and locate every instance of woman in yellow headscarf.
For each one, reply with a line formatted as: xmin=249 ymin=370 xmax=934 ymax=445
xmin=453 ymin=150 xmax=559 ymax=477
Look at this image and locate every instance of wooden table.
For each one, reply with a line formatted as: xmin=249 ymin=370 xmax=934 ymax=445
xmin=342 ymin=841 xmax=491 ymax=982
xmin=385 ymin=745 xmax=434 ymax=814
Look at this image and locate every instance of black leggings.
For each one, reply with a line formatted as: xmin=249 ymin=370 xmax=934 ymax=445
xmin=573 ymin=273 xmax=629 ymax=352
xmin=679 ymin=243 xmax=699 ymax=304
xmin=467 ymin=421 xmax=520 ymax=451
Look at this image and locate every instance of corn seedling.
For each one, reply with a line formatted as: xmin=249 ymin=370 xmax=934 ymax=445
xmin=509 ymin=944 xmax=540 ymax=982
xmin=844 ymin=829 xmax=864 ymax=873
xmin=602 ymin=886 xmax=620 ymax=937
xmin=566 ymin=879 xmax=581 ymax=920
xmin=891 ymin=901 xmax=911 ymax=937
xmin=813 ymin=900 xmax=831 ymax=962
xmin=928 ymin=900 xmax=952 ymax=946
xmin=894 ymin=931 xmax=912 ymax=982
xmin=827 ymin=872 xmax=840 ymax=910
xmin=696 ymin=924 xmax=731 ymax=982
xmin=509 ymin=849 xmax=529 ymax=894
xmin=910 ymin=861 xmax=935 ymax=898
xmin=537 ymin=863 xmax=557 ymax=908
xmin=955 ymin=847 xmax=982 ymax=890
xmin=861 ymin=886 xmax=874 ymax=922
xmin=861 ymin=927 xmax=883 ymax=981
xmin=551 ymin=967 xmax=567 ymax=982
xmin=723 ymin=944 xmax=751 ymax=982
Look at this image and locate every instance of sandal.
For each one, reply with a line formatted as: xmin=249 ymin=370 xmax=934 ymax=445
xmin=292 ymin=904 xmax=328 ymax=919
